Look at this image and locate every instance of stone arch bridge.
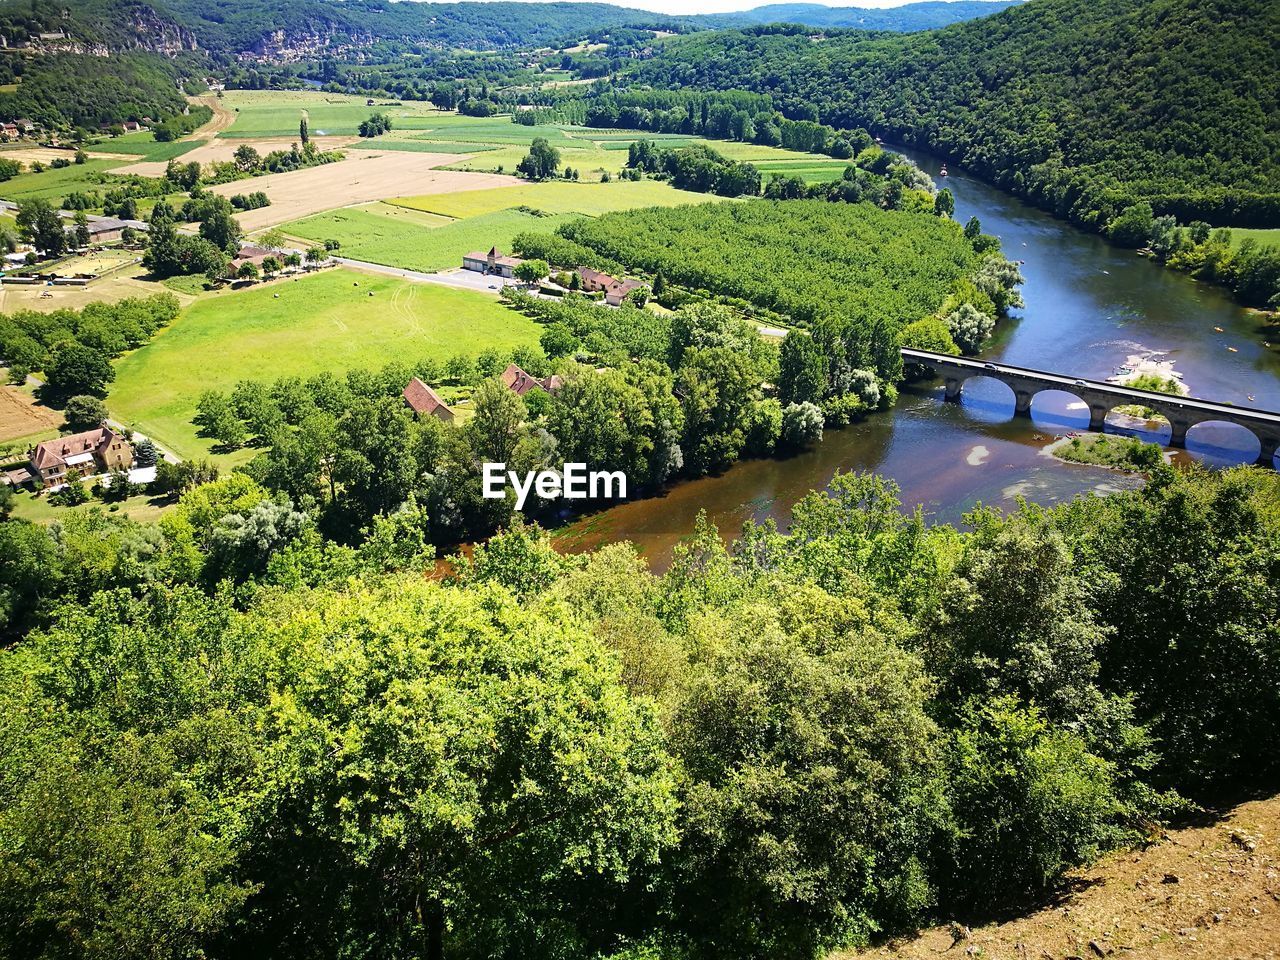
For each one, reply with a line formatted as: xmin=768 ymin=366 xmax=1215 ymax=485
xmin=901 ymin=348 xmax=1280 ymax=467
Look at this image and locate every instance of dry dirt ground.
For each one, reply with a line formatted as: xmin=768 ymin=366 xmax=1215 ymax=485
xmin=0 ymin=383 xmax=60 ymax=443
xmin=206 ymin=150 xmax=520 ymax=230
xmin=184 ymin=93 xmax=235 ymax=139
xmin=843 ymin=797 xmax=1280 ymax=960
xmin=0 ymin=147 xmax=118 ymax=165
xmin=110 ymin=135 xmax=359 ymax=177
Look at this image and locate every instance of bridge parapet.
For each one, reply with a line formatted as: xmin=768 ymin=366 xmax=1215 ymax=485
xmin=902 ymin=348 xmax=1280 ymax=467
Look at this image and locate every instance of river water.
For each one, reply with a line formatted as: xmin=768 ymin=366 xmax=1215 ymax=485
xmin=555 ymin=146 xmax=1280 ymax=568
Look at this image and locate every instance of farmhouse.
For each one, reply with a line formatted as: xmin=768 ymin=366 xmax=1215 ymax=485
xmin=577 ymin=266 xmax=616 ymax=293
xmin=27 ymin=426 xmax=133 ymax=487
xmin=402 ymin=377 xmax=455 ymax=422
xmin=575 ymin=266 xmax=647 ymax=305
xmin=462 ymin=247 xmax=525 ymax=279
xmin=500 ymin=362 xmax=562 ymax=396
xmin=604 ymin=278 xmax=646 ymax=306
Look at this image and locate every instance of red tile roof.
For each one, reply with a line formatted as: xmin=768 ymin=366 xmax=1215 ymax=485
xmin=402 ymin=378 xmax=455 ymax=421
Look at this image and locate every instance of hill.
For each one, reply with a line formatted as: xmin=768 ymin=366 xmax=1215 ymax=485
xmin=846 ymin=794 xmax=1280 ymax=959
xmin=705 ymin=1 xmax=1021 ymax=30
xmin=629 ymin=0 xmax=1280 ymax=230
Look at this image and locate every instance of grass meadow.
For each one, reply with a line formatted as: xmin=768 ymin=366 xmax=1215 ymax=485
xmin=109 ymin=268 xmax=541 ymax=458
xmin=283 ymin=206 xmax=579 ymax=273
xmin=391 ymin=179 xmax=727 ymax=218
xmin=217 ymin=90 xmax=446 ymax=138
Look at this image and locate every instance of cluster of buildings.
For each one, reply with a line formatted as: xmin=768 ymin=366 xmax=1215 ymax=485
xmin=402 ymin=363 xmax=563 ymax=423
xmin=461 ymin=248 xmax=648 ymax=306
xmin=3 ymin=426 xmax=134 ymax=489
xmin=0 ymin=119 xmax=38 ymax=140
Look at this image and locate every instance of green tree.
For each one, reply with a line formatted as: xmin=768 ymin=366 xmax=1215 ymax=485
xmin=62 ymin=394 xmax=109 ymax=430
xmin=514 ymin=258 xmax=549 ymax=284
xmin=45 ymin=344 xmax=115 ymax=397
xmin=516 ymin=137 xmax=561 ymax=181
xmin=668 ymin=593 xmax=941 ymax=958
xmin=777 ymin=330 xmax=827 ymax=404
xmin=933 ymin=187 xmax=955 ymax=218
xmin=15 ymin=198 xmax=66 ymax=256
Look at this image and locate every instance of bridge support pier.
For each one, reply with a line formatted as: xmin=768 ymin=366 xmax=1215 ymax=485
xmin=1169 ymin=421 xmax=1189 ymax=448
xmin=1014 ymin=389 xmax=1033 ymax=417
xmin=1088 ymin=404 xmax=1109 ymax=433
xmin=1259 ymin=435 xmax=1279 ymax=468
xmin=944 ymin=377 xmax=963 ymax=403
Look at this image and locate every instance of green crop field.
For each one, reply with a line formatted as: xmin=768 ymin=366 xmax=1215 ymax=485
xmin=217 ymin=90 xmax=446 ymax=138
xmin=283 ymin=206 xmax=579 ymax=273
xmin=110 ymin=268 xmax=541 ymax=459
xmin=754 ymin=158 xmax=852 ymax=183
xmin=0 ymin=159 xmax=121 ymax=202
xmin=391 ymin=179 xmax=729 ymax=219
xmin=89 ymin=133 xmax=206 ymax=162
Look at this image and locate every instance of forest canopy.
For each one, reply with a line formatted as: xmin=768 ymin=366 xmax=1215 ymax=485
xmin=516 ymin=199 xmax=981 ymax=329
xmin=624 ymin=0 xmax=1280 ymax=229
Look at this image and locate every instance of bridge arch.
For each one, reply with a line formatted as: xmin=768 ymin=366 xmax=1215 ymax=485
xmin=1093 ymin=399 xmax=1174 ymax=444
xmin=1027 ymin=389 xmax=1090 ymax=431
xmin=945 ymin=374 xmax=1017 ymax=423
xmin=1184 ymin=420 xmax=1264 ymax=467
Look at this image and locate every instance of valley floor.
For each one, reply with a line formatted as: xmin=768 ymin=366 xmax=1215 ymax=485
xmin=843 ymin=797 xmax=1280 ymax=960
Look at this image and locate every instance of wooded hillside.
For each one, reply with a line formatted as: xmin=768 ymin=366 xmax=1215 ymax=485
xmin=629 ymin=0 xmax=1280 ymax=229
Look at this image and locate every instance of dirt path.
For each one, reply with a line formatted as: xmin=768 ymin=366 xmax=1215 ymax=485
xmin=843 ymin=797 xmax=1280 ymax=960
xmin=185 ymin=93 xmax=235 ymax=140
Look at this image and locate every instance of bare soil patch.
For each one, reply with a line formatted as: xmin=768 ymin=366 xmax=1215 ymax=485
xmin=110 ymin=135 xmax=359 ymax=177
xmin=843 ymin=796 xmax=1280 ymax=960
xmin=185 ymin=93 xmax=235 ymax=140
xmin=0 ymin=147 xmax=119 ymax=166
xmin=0 ymin=383 xmax=60 ymax=443
xmin=207 ymin=150 xmax=520 ymax=231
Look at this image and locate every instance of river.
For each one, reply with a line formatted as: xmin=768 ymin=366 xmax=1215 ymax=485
xmin=554 ymin=146 xmax=1280 ymax=568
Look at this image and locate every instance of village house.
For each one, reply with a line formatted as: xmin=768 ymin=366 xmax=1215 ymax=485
xmin=604 ymin=278 xmax=646 ymax=307
xmin=0 ymin=123 xmax=18 ymax=139
xmin=462 ymin=247 xmax=525 ymax=279
xmin=402 ymin=377 xmax=455 ymax=422
xmin=577 ymin=266 xmax=616 ymax=293
xmin=575 ymin=266 xmax=647 ymax=306
xmin=25 ymin=426 xmax=133 ymax=488
xmin=500 ymin=362 xmax=562 ymax=396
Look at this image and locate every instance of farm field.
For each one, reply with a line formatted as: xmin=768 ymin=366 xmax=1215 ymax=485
xmin=753 ymin=158 xmax=852 ymax=182
xmin=0 ymin=158 xmax=121 ymax=202
xmin=86 ymin=133 xmax=204 ymax=163
xmin=109 ymin=268 xmax=541 ymax=458
xmin=206 ymin=151 xmax=518 ymax=230
xmin=284 ymin=206 xmax=579 ymax=273
xmin=112 ymin=135 xmax=358 ymax=177
xmin=216 ymin=90 xmax=447 ymax=138
xmin=0 ymin=382 xmax=61 ymax=445
xmin=392 ymin=178 xmax=728 ymax=218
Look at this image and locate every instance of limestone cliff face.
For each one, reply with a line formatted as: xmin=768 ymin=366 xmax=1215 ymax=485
xmin=3 ymin=3 xmax=198 ymax=57
xmin=248 ymin=27 xmax=377 ymax=62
